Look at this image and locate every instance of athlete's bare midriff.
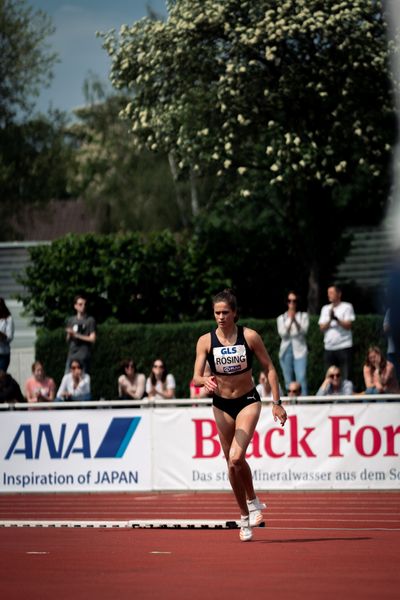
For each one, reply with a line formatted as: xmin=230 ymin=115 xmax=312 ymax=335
xmin=212 ymin=370 xmax=254 ymax=399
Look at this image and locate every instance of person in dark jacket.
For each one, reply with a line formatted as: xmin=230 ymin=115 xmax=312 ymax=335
xmin=0 ymin=369 xmax=25 ymax=403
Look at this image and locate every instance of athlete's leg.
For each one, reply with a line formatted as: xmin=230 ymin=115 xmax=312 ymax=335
xmin=229 ymin=402 xmax=261 ymax=513
xmin=212 ymin=405 xmax=248 ymax=515
xmin=213 ymin=402 xmax=261 ymax=515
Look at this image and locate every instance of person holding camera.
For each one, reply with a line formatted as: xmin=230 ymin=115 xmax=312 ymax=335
xmin=65 ymin=295 xmax=96 ymax=374
xmin=318 ymin=285 xmax=355 ymax=381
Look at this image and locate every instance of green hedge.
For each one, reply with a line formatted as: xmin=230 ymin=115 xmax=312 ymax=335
xmin=36 ymin=315 xmax=386 ymax=399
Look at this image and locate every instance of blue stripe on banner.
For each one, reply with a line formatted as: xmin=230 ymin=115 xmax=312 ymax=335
xmin=95 ymin=417 xmax=141 ymax=458
xmin=115 ymin=418 xmax=141 ymax=458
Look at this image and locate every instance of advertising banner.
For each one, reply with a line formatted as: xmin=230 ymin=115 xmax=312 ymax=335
xmin=0 ymin=403 xmax=399 ymax=492
xmin=152 ymin=403 xmax=400 ymax=490
xmin=0 ymin=410 xmax=151 ymax=492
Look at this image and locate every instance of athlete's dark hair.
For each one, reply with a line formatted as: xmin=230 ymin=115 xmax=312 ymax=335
xmin=212 ymin=289 xmax=239 ymax=322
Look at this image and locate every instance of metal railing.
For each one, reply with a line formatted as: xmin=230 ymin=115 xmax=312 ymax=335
xmin=1 ymin=394 xmax=400 ymax=410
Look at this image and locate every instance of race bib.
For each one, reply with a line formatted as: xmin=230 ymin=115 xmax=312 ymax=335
xmin=213 ymin=344 xmax=248 ymax=374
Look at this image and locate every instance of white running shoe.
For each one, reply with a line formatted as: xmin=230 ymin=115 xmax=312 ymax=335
xmin=247 ymin=497 xmax=267 ymax=527
xmin=239 ymin=516 xmax=253 ymax=542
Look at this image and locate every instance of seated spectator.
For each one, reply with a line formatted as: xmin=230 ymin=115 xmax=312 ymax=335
xmin=146 ymin=358 xmax=175 ymax=400
xmin=118 ymin=358 xmax=146 ymax=400
xmin=189 ymin=362 xmax=211 ymax=400
xmin=256 ymin=370 xmax=284 ymax=399
xmin=0 ymin=369 xmax=25 ymax=403
xmin=25 ymin=361 xmax=56 ymax=403
xmin=363 ymin=345 xmax=399 ymax=395
xmin=256 ymin=370 xmax=272 ymax=399
xmin=56 ymin=359 xmax=91 ymax=402
xmin=287 ymin=381 xmax=302 ymax=398
xmin=316 ymin=366 xmax=354 ymax=396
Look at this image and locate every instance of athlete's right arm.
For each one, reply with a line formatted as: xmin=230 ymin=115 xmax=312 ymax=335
xmin=193 ymin=335 xmax=218 ymax=393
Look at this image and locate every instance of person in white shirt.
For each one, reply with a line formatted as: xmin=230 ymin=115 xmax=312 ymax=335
xmin=318 ymin=285 xmax=355 ymax=381
xmin=56 ymin=359 xmax=91 ymax=402
xmin=146 ymin=358 xmax=176 ymax=400
xmin=118 ymin=358 xmax=145 ymax=400
xmin=277 ymin=291 xmax=309 ymax=395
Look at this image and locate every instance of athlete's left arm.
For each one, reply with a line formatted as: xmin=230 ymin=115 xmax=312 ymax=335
xmin=245 ymin=329 xmax=280 ymax=400
xmin=245 ymin=328 xmax=287 ymax=426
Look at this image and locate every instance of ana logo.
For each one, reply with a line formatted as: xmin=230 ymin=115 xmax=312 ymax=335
xmin=5 ymin=417 xmax=141 ymax=460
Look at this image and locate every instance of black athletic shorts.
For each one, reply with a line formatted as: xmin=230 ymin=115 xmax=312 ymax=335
xmin=212 ymin=388 xmax=261 ymax=420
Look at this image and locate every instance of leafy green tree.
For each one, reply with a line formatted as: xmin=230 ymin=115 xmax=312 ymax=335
xmin=0 ymin=0 xmax=70 ymax=240
xmin=68 ymin=76 xmax=191 ymax=233
xmin=17 ymin=232 xmax=230 ymax=327
xmin=0 ymin=110 xmax=73 ymax=240
xmin=0 ymin=0 xmax=57 ymax=124
xmin=102 ymin=0 xmax=396 ymax=312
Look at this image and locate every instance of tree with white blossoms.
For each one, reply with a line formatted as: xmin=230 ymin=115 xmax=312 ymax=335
xmin=101 ymin=0 xmax=396 ymax=312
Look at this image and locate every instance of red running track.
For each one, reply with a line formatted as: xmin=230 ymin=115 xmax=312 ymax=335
xmin=0 ymin=491 xmax=399 ymax=600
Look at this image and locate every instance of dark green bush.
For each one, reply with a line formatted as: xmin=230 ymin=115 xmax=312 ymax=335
xmin=36 ymin=315 xmax=386 ymax=399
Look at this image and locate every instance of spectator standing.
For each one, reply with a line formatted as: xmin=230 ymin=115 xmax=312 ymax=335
xmin=363 ymin=346 xmax=399 ymax=395
xmin=0 ymin=298 xmax=14 ymax=372
xmin=318 ymin=285 xmax=355 ymax=381
xmin=146 ymin=358 xmax=176 ymax=400
xmin=277 ymin=291 xmax=309 ymax=394
xmin=25 ymin=361 xmax=56 ymax=403
xmin=118 ymin=359 xmax=146 ymax=400
xmin=56 ymin=359 xmax=91 ymax=402
xmin=0 ymin=369 xmax=24 ymax=403
xmin=316 ymin=366 xmax=353 ymax=396
xmin=65 ymin=295 xmax=96 ymax=374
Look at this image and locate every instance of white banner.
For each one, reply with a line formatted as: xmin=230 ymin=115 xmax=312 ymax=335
xmin=0 ymin=404 xmax=399 ymax=491
xmin=153 ymin=403 xmax=400 ymax=490
xmin=0 ymin=410 xmax=151 ymax=492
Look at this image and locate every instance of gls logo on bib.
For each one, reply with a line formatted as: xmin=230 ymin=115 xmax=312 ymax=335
xmin=213 ymin=345 xmax=248 ymax=374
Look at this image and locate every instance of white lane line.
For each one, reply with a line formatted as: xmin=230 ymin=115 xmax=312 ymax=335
xmin=264 ymin=526 xmax=400 ymax=532
xmin=2 ymin=510 xmax=398 ymax=516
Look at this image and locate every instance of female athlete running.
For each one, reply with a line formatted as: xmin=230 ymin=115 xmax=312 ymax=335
xmin=193 ymin=289 xmax=287 ymax=541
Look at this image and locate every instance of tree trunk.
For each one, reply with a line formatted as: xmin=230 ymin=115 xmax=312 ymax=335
xmin=168 ymin=151 xmax=188 ymax=227
xmin=307 ymin=265 xmax=320 ymax=315
xmin=189 ymin=167 xmax=199 ymax=217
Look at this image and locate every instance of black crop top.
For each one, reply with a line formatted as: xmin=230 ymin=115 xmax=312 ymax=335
xmin=207 ymin=325 xmax=253 ymax=376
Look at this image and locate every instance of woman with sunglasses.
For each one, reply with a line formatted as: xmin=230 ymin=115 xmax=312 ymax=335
xmin=193 ymin=289 xmax=287 ymax=542
xmin=146 ymin=358 xmax=176 ymax=400
xmin=277 ymin=291 xmax=309 ymax=395
xmin=55 ymin=359 xmax=91 ymax=402
xmin=316 ymin=365 xmax=353 ymax=397
xmin=118 ymin=358 xmax=146 ymax=400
